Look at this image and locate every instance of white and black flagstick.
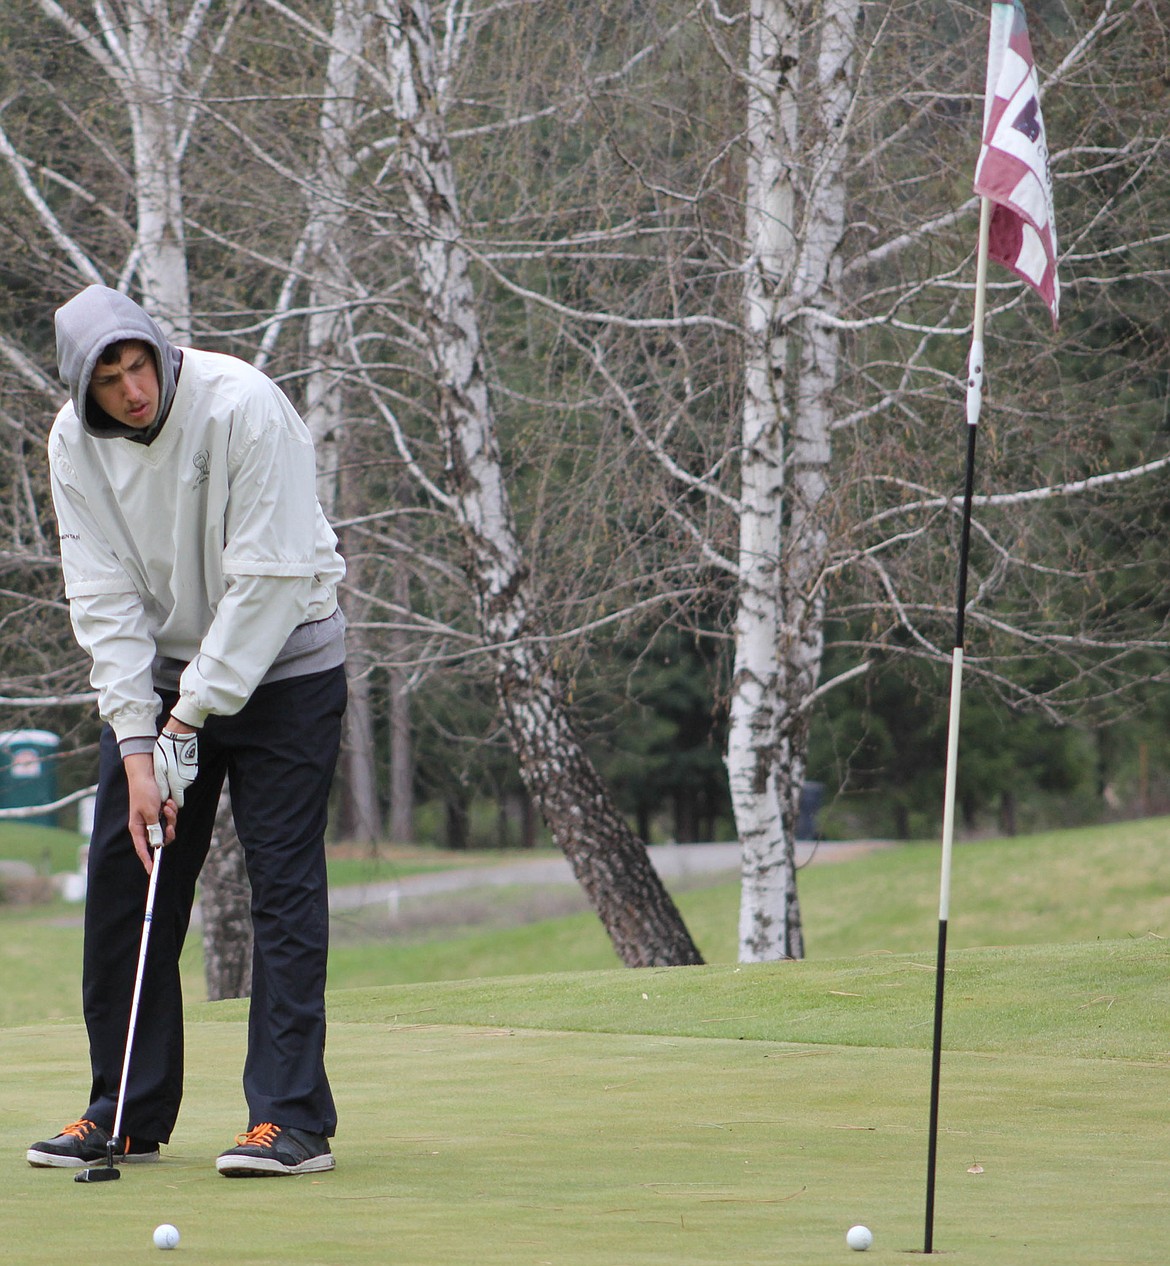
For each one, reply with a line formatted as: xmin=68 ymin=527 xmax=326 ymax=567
xmin=923 ymin=196 xmax=991 ymax=1254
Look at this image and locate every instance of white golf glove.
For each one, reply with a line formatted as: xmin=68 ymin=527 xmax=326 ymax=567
xmin=154 ymin=729 xmax=199 ymax=808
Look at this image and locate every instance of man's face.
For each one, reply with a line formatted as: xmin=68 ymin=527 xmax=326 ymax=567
xmin=89 ymin=341 xmax=160 ymax=429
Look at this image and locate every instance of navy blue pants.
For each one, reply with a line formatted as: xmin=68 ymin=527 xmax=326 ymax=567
xmin=81 ymin=665 xmax=346 ymax=1144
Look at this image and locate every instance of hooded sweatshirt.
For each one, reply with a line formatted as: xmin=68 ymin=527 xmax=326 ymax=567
xmin=55 ymin=284 xmax=183 ymax=441
xmin=49 ymin=285 xmax=346 ymax=748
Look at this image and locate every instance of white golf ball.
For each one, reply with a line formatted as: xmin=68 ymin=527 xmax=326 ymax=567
xmin=846 ymin=1224 xmax=873 ymax=1251
xmin=153 ymin=1224 xmax=180 ymax=1250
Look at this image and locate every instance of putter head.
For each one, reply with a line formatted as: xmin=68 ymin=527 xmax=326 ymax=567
xmin=74 ymin=1165 xmax=120 ymax=1183
xmin=73 ymin=1135 xmax=120 ymax=1183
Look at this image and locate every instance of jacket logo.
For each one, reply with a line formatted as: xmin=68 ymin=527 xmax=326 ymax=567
xmin=192 ymin=450 xmax=210 ymax=488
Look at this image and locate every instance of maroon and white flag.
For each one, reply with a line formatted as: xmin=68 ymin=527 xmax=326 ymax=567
xmin=973 ymin=0 xmax=1059 ymax=326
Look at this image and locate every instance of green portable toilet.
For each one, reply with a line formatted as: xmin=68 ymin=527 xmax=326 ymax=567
xmin=0 ymin=730 xmax=60 ymax=827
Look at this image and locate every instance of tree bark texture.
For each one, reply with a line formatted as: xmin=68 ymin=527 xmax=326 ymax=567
xmin=199 ymin=787 xmax=253 ymax=1001
xmin=388 ymin=562 xmax=415 ymax=843
xmin=305 ymin=0 xmax=382 ymax=842
xmin=730 ymin=0 xmax=803 ymax=962
xmin=383 ymin=0 xmax=702 ymax=967
xmin=341 ymin=641 xmax=382 ymax=845
xmin=123 ymin=0 xmax=193 ymax=340
xmin=730 ymin=0 xmax=858 ymax=960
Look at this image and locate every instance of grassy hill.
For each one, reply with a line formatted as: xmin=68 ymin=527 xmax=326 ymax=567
xmin=326 ymin=816 xmax=1170 ymax=988
xmin=3 ymin=817 xmax=1170 ymax=1022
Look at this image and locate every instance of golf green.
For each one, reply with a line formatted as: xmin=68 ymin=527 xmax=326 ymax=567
xmin=3 ymin=954 xmax=1167 ymax=1265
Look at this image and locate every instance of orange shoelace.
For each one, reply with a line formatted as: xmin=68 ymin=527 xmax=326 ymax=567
xmin=234 ymin=1122 xmax=280 ymax=1148
xmin=60 ymin=1119 xmax=99 ymax=1139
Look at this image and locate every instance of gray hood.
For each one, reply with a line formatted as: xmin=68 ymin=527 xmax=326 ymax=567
xmin=54 ymin=285 xmax=182 ymax=440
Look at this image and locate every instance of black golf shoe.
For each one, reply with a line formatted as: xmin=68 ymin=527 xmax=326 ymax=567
xmin=216 ymin=1123 xmax=334 ymax=1176
xmin=27 ymin=1119 xmax=160 ymax=1168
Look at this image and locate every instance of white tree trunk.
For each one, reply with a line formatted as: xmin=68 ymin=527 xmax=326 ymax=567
xmin=124 ymin=0 xmax=192 ymax=340
xmin=302 ymin=0 xmax=383 ymax=844
xmin=32 ymin=0 xmax=251 ymax=992
xmin=732 ymin=0 xmax=857 ymax=961
xmin=381 ymin=0 xmax=702 ymax=965
xmin=119 ymin=0 xmax=249 ymax=989
xmin=731 ymin=0 xmax=801 ymax=962
xmin=302 ymin=0 xmax=367 ymax=509
xmin=31 ymin=0 xmax=200 ymax=336
xmin=388 ymin=562 xmax=414 ymax=842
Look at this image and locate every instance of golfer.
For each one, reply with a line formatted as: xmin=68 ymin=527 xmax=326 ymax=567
xmin=27 ymin=285 xmax=347 ymax=1177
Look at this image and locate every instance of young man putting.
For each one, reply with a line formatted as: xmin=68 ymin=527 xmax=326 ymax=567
xmin=27 ymin=284 xmax=347 ymax=1177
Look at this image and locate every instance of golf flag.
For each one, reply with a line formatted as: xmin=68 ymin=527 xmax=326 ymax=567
xmin=926 ymin=10 xmax=1060 ymax=1248
xmin=973 ymin=0 xmax=1059 ymax=326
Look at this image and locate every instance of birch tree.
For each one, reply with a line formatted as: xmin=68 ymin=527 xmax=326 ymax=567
xmin=729 ymin=0 xmax=863 ymax=958
xmin=0 ymin=0 xmax=252 ymax=994
xmin=2 ymin=0 xmax=1167 ymax=972
xmin=17 ymin=0 xmax=220 ymax=338
xmin=728 ymin=0 xmax=1170 ymax=957
xmin=302 ymin=0 xmax=383 ymax=844
xmin=421 ymin=0 xmax=1167 ymax=959
xmin=375 ymin=0 xmax=703 ymax=965
xmin=172 ymin=0 xmax=705 ymax=962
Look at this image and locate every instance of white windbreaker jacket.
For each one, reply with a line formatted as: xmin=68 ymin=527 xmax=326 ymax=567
xmin=49 ymin=303 xmax=345 ymax=746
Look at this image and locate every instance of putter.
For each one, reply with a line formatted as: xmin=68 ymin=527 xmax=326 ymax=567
xmin=76 ymin=824 xmax=165 ymax=1185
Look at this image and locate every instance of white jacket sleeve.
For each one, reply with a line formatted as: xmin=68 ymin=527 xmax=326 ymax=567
xmin=69 ymin=590 xmax=162 ymax=742
xmin=170 ymin=573 xmax=312 ymax=727
xmin=169 ymin=388 xmax=320 ymax=727
xmin=49 ymin=454 xmax=160 ymax=744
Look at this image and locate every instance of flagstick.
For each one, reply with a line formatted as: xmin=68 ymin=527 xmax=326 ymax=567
xmin=923 ymin=196 xmax=992 ymax=1255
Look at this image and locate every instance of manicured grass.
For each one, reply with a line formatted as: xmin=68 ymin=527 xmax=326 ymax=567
xmin=795 ymin=818 xmax=1170 ymax=955
xmin=4 ymin=820 xmax=1170 ymax=1263
xmin=313 ymin=936 xmax=1170 ymax=1062
xmin=4 ymin=941 xmax=1168 ymax=1265
xmin=0 ymin=831 xmax=566 ymax=1026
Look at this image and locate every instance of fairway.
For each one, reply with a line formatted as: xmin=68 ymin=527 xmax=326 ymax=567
xmin=3 ymin=941 xmax=1168 ymax=1265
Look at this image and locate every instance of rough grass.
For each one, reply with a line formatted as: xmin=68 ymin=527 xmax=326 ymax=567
xmin=325 ymin=816 xmax=1170 ymax=987
xmin=5 ymin=817 xmax=1170 ymax=1025
xmin=0 ymin=821 xmax=86 ymax=873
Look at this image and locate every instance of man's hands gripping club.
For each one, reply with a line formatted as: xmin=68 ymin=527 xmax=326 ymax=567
xmin=125 ymin=754 xmax=177 ymax=872
xmin=123 ymin=720 xmax=199 ymax=872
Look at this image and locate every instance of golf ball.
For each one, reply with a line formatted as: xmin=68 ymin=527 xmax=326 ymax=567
xmin=153 ymin=1224 xmax=180 ymax=1250
xmin=846 ymin=1224 xmax=873 ymax=1251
